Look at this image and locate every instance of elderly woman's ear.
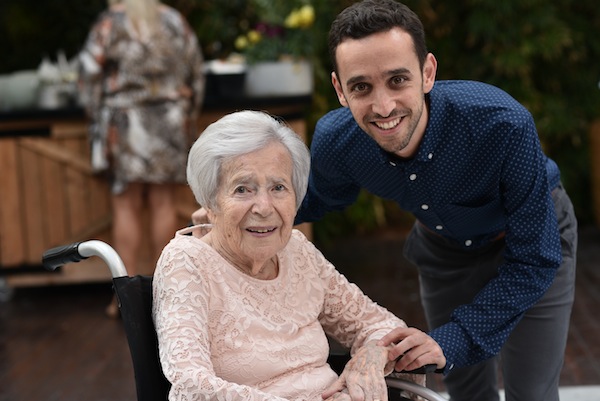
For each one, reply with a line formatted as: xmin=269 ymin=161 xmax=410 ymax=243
xmin=192 ymin=207 xmax=210 ymax=225
xmin=191 ymin=207 xmax=211 ymax=238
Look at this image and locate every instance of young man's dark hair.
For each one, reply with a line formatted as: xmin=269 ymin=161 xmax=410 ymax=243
xmin=328 ymin=0 xmax=428 ymax=74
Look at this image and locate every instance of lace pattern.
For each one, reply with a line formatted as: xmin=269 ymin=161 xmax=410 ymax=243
xmin=153 ymin=229 xmax=409 ymax=400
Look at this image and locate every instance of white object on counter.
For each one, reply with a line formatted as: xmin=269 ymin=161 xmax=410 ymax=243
xmin=0 ymin=70 xmax=40 ymax=110
xmin=244 ymin=60 xmax=313 ymax=97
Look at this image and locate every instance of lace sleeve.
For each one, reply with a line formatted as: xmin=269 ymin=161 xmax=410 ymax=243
xmin=302 ymin=236 xmax=426 ymax=398
xmin=307 ymin=238 xmax=407 ymax=355
xmin=152 ymin=239 xmax=289 ymax=401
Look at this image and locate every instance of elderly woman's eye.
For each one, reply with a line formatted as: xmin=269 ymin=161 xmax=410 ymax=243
xmin=234 ymin=186 xmax=248 ymax=194
xmin=273 ymin=184 xmax=286 ymax=191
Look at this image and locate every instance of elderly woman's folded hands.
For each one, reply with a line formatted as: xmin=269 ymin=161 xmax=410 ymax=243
xmin=321 ymin=341 xmax=393 ymax=401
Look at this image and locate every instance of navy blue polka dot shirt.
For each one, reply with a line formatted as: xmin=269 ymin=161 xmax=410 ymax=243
xmin=296 ymin=80 xmax=562 ymax=373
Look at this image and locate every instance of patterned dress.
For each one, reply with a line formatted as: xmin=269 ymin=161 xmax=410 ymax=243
xmin=78 ymin=4 xmax=205 ymax=194
xmin=152 ymin=228 xmax=422 ymax=401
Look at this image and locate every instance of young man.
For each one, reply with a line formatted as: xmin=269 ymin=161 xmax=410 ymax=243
xmin=295 ymin=1 xmax=578 ymax=400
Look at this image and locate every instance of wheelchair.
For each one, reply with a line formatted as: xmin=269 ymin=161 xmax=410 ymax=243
xmin=43 ymin=240 xmax=447 ymax=401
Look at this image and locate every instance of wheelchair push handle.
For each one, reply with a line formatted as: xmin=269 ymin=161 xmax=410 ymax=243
xmin=42 ymin=240 xmax=128 ymax=278
xmin=402 ymin=364 xmax=440 ymax=374
xmin=42 ymin=242 xmax=87 ymax=270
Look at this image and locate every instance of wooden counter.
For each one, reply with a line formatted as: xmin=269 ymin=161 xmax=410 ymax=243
xmin=0 ymin=96 xmax=312 ymax=286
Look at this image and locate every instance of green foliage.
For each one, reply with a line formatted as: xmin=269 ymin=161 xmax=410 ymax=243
xmin=186 ymin=0 xmax=600 ymax=238
xmin=0 ymin=0 xmax=106 ymax=73
xmin=173 ymin=0 xmax=254 ymax=60
xmin=1 ymin=0 xmax=597 ymax=238
xmin=402 ymin=0 xmax=600 ymax=223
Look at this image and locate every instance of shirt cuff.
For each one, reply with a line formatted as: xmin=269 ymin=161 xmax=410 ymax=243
xmin=429 ymin=322 xmax=473 ymax=375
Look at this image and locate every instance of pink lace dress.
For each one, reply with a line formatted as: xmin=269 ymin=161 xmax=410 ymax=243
xmin=152 ymin=228 xmax=408 ymax=401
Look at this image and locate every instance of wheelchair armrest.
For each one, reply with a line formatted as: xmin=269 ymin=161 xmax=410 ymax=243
xmin=385 ymin=376 xmax=448 ymax=401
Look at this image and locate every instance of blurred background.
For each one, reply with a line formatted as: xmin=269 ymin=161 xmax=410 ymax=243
xmin=1 ymin=1 xmax=599 ymax=400
xmin=1 ymin=0 xmax=599 ymax=244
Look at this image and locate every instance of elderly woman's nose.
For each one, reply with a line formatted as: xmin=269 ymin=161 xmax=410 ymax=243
xmin=252 ymin=192 xmax=274 ymax=215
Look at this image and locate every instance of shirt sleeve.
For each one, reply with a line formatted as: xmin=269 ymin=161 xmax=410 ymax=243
xmin=429 ymin=116 xmax=562 ymax=374
xmin=152 ymin=240 xmax=288 ymax=401
xmin=295 ymin=116 xmax=363 ymax=224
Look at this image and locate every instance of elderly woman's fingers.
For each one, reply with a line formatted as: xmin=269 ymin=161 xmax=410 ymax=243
xmin=323 ymin=388 xmax=352 ymax=401
xmin=322 ymin=377 xmax=346 ymax=399
xmin=346 ymin=374 xmax=387 ymax=401
xmin=338 ymin=341 xmax=390 ymax=401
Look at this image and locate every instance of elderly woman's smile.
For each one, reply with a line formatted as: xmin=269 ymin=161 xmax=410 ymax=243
xmin=204 ymin=141 xmax=297 ymax=278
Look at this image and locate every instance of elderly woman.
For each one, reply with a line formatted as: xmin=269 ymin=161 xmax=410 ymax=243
xmin=152 ymin=110 xmax=445 ymax=401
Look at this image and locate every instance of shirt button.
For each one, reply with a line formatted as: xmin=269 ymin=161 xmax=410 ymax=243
xmin=409 ymin=174 xmax=417 ymax=181
xmin=421 ymin=204 xmax=429 ymax=210
xmin=465 ymin=239 xmax=473 ymax=246
xmin=428 ymin=153 xmax=433 ymax=159
xmin=435 ymin=225 xmax=443 ymax=230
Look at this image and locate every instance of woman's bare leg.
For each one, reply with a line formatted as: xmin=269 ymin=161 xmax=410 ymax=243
xmin=111 ymin=182 xmax=144 ymax=276
xmin=148 ymin=183 xmax=179 ymax=265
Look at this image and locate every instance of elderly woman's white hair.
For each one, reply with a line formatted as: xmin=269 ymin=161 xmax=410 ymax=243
xmin=187 ymin=110 xmax=311 ymax=211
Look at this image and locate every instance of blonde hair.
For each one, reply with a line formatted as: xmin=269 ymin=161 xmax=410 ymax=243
xmin=110 ymin=0 xmax=160 ymax=38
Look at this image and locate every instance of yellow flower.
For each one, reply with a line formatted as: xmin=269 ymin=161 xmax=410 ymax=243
xmin=247 ymin=30 xmax=262 ymax=44
xmin=284 ymin=9 xmax=301 ymax=29
xmin=285 ymin=5 xmax=314 ymax=29
xmin=234 ymin=35 xmax=249 ymax=50
xmin=297 ymin=5 xmax=315 ymax=28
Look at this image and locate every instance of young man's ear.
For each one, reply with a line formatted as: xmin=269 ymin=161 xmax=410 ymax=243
xmin=331 ymin=71 xmax=349 ymax=107
xmin=422 ymin=53 xmax=438 ymax=94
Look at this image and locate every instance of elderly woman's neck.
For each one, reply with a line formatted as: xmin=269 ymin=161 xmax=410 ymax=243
xmin=202 ymin=233 xmax=280 ymax=280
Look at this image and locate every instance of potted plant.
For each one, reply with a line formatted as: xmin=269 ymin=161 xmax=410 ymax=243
xmin=234 ymin=0 xmax=316 ymax=96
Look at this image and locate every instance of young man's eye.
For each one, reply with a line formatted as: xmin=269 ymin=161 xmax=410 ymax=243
xmin=391 ymin=76 xmax=407 ymax=86
xmin=351 ymin=82 xmax=370 ymax=93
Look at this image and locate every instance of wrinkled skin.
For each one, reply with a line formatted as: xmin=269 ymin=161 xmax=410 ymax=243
xmin=322 ymin=341 xmax=393 ymax=401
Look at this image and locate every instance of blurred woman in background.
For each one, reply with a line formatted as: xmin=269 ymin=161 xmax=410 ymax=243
xmin=78 ymin=0 xmax=205 ymax=317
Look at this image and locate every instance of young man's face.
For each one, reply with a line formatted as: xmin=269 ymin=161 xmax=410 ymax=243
xmin=332 ymin=27 xmax=437 ymax=158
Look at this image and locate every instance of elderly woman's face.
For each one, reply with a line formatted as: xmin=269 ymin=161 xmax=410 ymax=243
xmin=207 ymin=141 xmax=297 ymax=269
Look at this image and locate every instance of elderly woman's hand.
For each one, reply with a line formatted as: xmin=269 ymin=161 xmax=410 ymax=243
xmin=377 ymin=327 xmax=446 ymax=373
xmin=322 ymin=341 xmax=393 ymax=401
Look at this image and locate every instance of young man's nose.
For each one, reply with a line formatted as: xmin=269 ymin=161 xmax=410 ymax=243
xmin=372 ymin=88 xmax=396 ymax=117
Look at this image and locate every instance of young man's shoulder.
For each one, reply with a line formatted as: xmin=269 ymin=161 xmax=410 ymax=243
xmin=314 ymin=107 xmax=362 ymax=140
xmin=317 ymin=107 xmax=355 ymax=127
xmin=433 ymin=80 xmax=525 ymax=108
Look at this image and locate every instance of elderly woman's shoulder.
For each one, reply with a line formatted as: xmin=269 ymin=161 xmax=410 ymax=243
xmin=161 ymin=233 xmax=207 ymax=260
xmin=289 ymin=229 xmax=321 ymax=254
xmin=158 ymin=234 xmax=223 ymax=277
xmin=290 ymin=228 xmax=309 ymax=242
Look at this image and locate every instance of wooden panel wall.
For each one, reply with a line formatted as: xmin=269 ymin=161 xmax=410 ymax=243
xmin=0 ymin=104 xmax=311 ymax=286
